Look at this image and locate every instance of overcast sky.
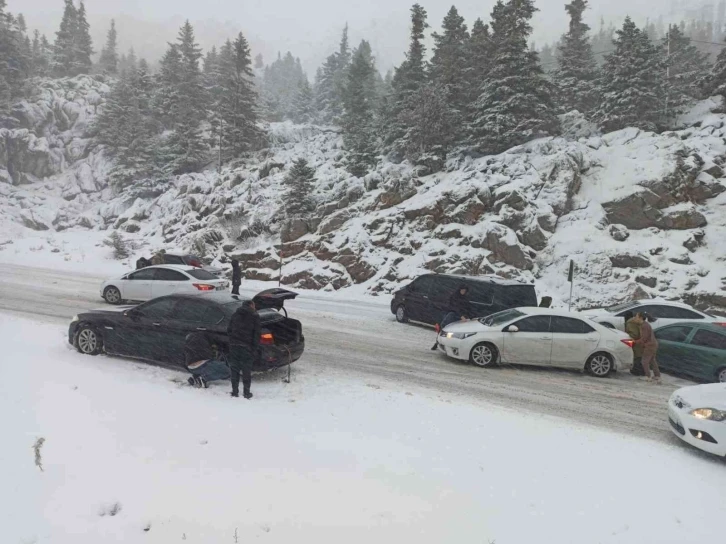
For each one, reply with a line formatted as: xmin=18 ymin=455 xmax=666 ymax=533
xmin=7 ymin=0 xmax=709 ymax=74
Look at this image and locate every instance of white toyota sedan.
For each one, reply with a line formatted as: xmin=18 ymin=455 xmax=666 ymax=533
xmin=580 ymin=300 xmax=723 ymax=331
xmin=669 ymin=384 xmax=726 ymax=457
xmin=101 ymin=265 xmax=229 ymax=304
xmin=437 ymin=307 xmax=633 ymax=377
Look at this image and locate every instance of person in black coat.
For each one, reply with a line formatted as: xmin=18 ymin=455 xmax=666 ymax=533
xmin=227 ymin=299 xmax=260 ymax=399
xmin=231 ymin=259 xmax=242 ymax=295
xmin=431 ymin=285 xmax=472 ymax=350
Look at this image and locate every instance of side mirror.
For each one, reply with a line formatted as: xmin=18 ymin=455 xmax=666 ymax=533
xmin=125 ymin=309 xmax=140 ymax=320
xmin=507 ymin=325 xmax=519 ymax=333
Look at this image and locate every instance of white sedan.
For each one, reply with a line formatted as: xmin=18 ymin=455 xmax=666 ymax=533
xmin=669 ymin=384 xmax=726 ymax=457
xmin=580 ymin=300 xmax=724 ymax=331
xmin=101 ymin=265 xmax=229 ymax=304
xmin=437 ymin=307 xmax=633 ymax=377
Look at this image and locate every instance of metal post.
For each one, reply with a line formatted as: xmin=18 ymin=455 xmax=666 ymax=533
xmin=218 ymin=118 xmax=223 ymax=173
xmin=278 ymin=223 xmax=284 ymax=287
xmin=567 ymin=259 xmax=574 ymax=312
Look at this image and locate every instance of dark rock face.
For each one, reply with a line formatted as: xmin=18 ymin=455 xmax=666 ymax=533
xmin=609 ymin=253 xmax=651 ymax=269
xmin=635 ymin=275 xmax=657 ymax=288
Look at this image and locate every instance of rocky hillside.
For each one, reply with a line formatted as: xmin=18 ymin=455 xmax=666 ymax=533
xmin=1 ymin=76 xmax=726 ymax=315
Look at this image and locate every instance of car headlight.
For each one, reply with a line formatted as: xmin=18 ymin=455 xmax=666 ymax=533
xmin=690 ymin=408 xmax=726 ymax=422
xmin=446 ymin=332 xmax=476 ymax=339
xmin=71 ymin=315 xmax=79 ymax=323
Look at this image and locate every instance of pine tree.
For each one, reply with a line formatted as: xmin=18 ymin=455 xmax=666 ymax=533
xmin=162 ymin=21 xmax=208 ymax=174
xmin=342 ymin=40 xmax=378 ymax=176
xmin=0 ymin=2 xmax=32 ymax=117
xmin=387 ymin=3 xmax=429 ymax=149
xmin=702 ymin=41 xmax=726 ymax=98
xmin=663 ymin=25 xmax=709 ymax=116
xmin=401 ymin=81 xmax=456 ymax=166
xmin=283 ymin=158 xmax=316 ymax=218
xmin=331 ymin=24 xmax=351 ymax=118
xmin=52 ymin=0 xmax=77 ymax=77
xmin=554 ymin=0 xmax=599 ymax=114
xmin=73 ymin=1 xmax=93 ymax=74
xmin=314 ymin=53 xmax=338 ymax=123
xmin=470 ymin=0 xmax=559 ymax=154
xmin=262 ymin=51 xmax=306 ymax=121
xmin=254 ymin=53 xmax=263 ymax=70
xmin=99 ymin=19 xmax=118 ymax=75
xmin=218 ymin=31 xmax=264 ymax=158
xmin=429 ymin=5 xmax=469 ymax=139
xmin=597 ymin=17 xmax=664 ymax=133
xmin=292 ymin=77 xmax=314 ymax=123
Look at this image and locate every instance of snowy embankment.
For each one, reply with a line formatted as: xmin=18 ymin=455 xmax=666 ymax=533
xmin=2 ymin=76 xmax=726 ymax=315
xmin=4 ymin=313 xmax=726 ymax=544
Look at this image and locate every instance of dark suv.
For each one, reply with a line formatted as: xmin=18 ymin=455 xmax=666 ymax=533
xmin=391 ymin=274 xmax=538 ymax=325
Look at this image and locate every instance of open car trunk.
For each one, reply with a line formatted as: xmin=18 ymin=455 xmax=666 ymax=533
xmin=253 ymin=288 xmax=298 ymax=312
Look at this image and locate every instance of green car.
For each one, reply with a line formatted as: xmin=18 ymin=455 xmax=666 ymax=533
xmin=654 ymin=323 xmax=726 ymax=383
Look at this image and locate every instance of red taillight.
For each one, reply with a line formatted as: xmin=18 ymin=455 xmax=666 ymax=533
xmin=260 ymin=333 xmax=274 ymax=345
xmin=714 ymin=322 xmax=726 ymax=328
xmin=189 ymin=259 xmax=202 ymax=267
xmin=193 ymin=283 xmax=215 ymax=291
xmin=621 ymin=339 xmax=635 ymax=348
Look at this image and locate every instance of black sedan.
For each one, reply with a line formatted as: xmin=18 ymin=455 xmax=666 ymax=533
xmin=68 ymin=289 xmax=304 ymax=371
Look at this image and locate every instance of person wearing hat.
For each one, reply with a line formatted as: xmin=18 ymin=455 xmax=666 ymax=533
xmin=227 ymin=299 xmax=261 ymax=398
xmin=431 ymin=284 xmax=473 ymax=351
xmin=231 ymin=259 xmax=242 ymax=296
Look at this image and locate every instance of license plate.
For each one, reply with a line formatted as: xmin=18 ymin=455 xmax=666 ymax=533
xmin=216 ymin=285 xmax=225 ymax=291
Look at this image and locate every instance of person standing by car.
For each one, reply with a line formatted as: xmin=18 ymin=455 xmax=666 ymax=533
xmin=431 ymin=285 xmax=473 ymax=351
xmin=635 ymin=312 xmax=661 ymax=384
xmin=184 ymin=332 xmax=231 ymax=388
xmin=624 ymin=310 xmax=644 ymax=376
xmin=228 ymin=300 xmax=260 ymax=399
xmin=231 ymin=259 xmax=242 ymax=296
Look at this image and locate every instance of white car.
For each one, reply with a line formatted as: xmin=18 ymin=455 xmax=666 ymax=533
xmin=668 ymin=384 xmax=726 ymax=457
xmin=101 ymin=265 xmax=229 ymax=304
xmin=437 ymin=307 xmax=633 ymax=377
xmin=581 ymin=300 xmax=724 ymax=331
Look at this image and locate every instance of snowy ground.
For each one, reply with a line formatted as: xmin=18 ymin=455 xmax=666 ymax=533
xmin=3 ymin=312 xmax=726 ymax=544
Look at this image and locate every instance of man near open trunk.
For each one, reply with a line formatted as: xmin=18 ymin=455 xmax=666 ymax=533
xmin=228 ymin=300 xmax=260 ymax=399
xmin=634 ymin=312 xmax=661 ymax=384
xmin=624 ymin=311 xmax=644 ymax=376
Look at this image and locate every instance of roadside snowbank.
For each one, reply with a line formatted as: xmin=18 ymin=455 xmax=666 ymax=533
xmin=3 ymin=313 xmax=725 ymax=544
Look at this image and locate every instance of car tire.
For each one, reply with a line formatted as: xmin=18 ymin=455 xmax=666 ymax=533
xmin=103 ymin=286 xmax=123 ymax=305
xmin=75 ymin=325 xmax=102 ymax=356
xmin=395 ymin=305 xmax=409 ymax=324
xmin=717 ymin=367 xmax=726 ymax=383
xmin=469 ymin=342 xmax=498 ymax=368
xmin=586 ymin=352 xmax=613 ymax=377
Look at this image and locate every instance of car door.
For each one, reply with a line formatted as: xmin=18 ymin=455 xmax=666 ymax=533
xmin=549 ymin=316 xmax=600 ymax=368
xmin=108 ymin=297 xmax=177 ymax=360
xmin=687 ymin=328 xmax=726 ymax=382
xmin=501 ymin=315 xmax=552 ymax=365
xmin=152 ymin=268 xmax=191 ymax=298
xmin=161 ymin=298 xmax=220 ymax=365
xmin=406 ymin=276 xmax=436 ymax=323
xmin=122 ymin=267 xmax=157 ymax=301
xmin=468 ymin=281 xmax=495 ymax=319
xmin=653 ymin=325 xmax=695 ymax=376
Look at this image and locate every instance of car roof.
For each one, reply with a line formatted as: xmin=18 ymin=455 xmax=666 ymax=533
xmin=138 ymin=264 xmax=198 ymax=272
xmin=660 ymin=322 xmax=726 ymax=333
xmin=517 ymin=307 xmax=596 ymax=319
xmin=425 ymin=273 xmax=533 ymax=287
xmin=629 ymin=299 xmax=703 ymax=310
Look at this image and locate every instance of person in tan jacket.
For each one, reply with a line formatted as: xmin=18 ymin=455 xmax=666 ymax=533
xmin=634 ymin=312 xmax=661 ymax=384
xmin=624 ymin=311 xmax=644 ymax=375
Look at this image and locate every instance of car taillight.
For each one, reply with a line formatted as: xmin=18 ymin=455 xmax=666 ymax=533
xmin=189 ymin=259 xmax=202 ymax=267
xmin=621 ymin=339 xmax=635 ymax=348
xmin=714 ymin=322 xmax=726 ymax=327
xmin=260 ymin=333 xmax=274 ymax=345
xmin=193 ymin=283 xmax=215 ymax=291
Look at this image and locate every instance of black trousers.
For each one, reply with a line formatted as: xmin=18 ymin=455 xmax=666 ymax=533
xmin=231 ymin=282 xmax=241 ymax=295
xmin=230 ymin=345 xmax=254 ymax=395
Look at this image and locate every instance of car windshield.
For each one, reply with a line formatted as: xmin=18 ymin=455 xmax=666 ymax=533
xmin=187 ymin=269 xmax=217 ymax=280
xmin=480 ymin=309 xmax=525 ymax=327
xmin=605 ymin=301 xmax=639 ymax=313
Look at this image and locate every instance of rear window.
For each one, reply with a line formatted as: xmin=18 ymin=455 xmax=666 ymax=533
xmin=184 ymin=255 xmax=204 ymax=267
xmin=187 ymin=269 xmax=217 ymax=280
xmin=496 ymin=285 xmax=537 ymax=308
xmin=606 ymin=301 xmax=639 ymax=313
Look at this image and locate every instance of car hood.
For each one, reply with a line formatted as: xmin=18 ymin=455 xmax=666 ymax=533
xmin=676 ymin=384 xmax=726 ymax=410
xmin=443 ymin=320 xmax=490 ymax=334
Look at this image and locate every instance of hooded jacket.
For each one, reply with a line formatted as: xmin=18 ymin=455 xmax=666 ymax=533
xmin=228 ymin=303 xmax=261 ymax=349
xmin=448 ymin=288 xmax=472 ymax=318
xmin=231 ymin=262 xmax=242 ymax=285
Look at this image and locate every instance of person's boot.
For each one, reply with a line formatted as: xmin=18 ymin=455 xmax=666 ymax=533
xmin=243 ymin=390 xmax=253 ymax=399
xmin=231 ymin=389 xmax=239 ymax=397
xmin=187 ymin=377 xmax=195 ymax=386
xmin=430 ymin=342 xmax=439 ymax=351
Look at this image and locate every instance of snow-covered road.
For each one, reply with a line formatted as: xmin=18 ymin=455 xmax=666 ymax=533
xmin=0 ymin=263 xmax=693 ymax=443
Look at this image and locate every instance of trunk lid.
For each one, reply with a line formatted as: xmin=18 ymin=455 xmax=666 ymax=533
xmin=253 ymin=288 xmax=299 ymax=311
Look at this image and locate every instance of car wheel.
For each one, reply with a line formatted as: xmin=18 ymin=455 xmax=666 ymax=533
xmin=75 ymin=325 xmax=102 ymax=356
xmin=717 ymin=367 xmax=726 ymax=383
xmin=469 ymin=342 xmax=498 ymax=368
xmin=103 ymin=286 xmax=122 ymax=305
xmin=586 ymin=352 xmax=613 ymax=377
xmin=395 ymin=305 xmax=408 ymax=323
